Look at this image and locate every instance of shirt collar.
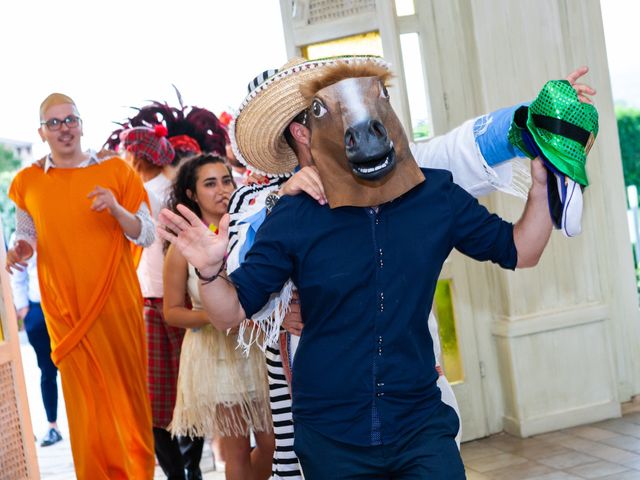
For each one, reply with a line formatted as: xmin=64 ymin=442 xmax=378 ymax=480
xmin=43 ymin=150 xmax=101 ymax=173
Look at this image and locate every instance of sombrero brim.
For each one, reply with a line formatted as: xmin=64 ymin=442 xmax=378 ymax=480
xmin=230 ymin=56 xmax=391 ymax=177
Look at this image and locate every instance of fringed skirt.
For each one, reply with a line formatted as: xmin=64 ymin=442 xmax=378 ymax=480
xmin=170 ymin=324 xmax=271 ymax=438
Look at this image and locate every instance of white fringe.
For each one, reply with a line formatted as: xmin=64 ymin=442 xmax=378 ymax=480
xmin=236 ymin=280 xmax=295 ymax=355
xmin=169 ymin=325 xmax=272 ymax=438
xmin=510 ymin=157 xmax=532 ymax=199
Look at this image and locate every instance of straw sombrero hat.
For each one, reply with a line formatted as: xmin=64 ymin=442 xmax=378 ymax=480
xmin=230 ymin=55 xmax=390 ymax=176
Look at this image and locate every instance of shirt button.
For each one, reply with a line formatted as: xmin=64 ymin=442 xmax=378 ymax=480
xmin=377 ymin=392 xmax=385 ymax=397
xmin=378 ymin=336 xmax=383 ymax=344
xmin=376 ymin=382 xmax=385 ymax=387
xmin=375 ymin=218 xmax=380 ymax=225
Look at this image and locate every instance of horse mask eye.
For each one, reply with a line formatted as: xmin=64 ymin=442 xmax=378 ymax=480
xmin=311 ymin=99 xmax=327 ymax=118
xmin=307 ymin=76 xmax=424 ymax=208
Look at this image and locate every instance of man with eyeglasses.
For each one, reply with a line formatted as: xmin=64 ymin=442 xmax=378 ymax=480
xmin=6 ymin=93 xmax=156 ymax=478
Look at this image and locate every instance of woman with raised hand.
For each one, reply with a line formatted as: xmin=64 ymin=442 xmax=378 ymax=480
xmin=163 ymin=154 xmax=274 ymax=480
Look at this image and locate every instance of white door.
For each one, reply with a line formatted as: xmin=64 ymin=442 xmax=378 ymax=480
xmin=433 ymin=254 xmax=489 ymax=441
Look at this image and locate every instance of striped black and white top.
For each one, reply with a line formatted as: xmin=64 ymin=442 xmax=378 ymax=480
xmin=266 ymin=342 xmax=302 ymax=478
xmin=227 ymin=178 xmax=304 ymax=479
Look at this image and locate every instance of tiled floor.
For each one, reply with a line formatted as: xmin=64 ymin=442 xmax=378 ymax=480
xmin=19 ymin=331 xmax=224 ymax=479
xmin=20 ymin=332 xmax=640 ymax=479
xmin=462 ymin=412 xmax=640 ymax=479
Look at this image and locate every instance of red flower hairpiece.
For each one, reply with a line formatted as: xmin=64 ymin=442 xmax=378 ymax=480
xmin=219 ymin=111 xmax=233 ymax=127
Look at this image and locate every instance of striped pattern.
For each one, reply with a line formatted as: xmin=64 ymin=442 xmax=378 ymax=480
xmin=266 ymin=342 xmax=302 ymax=479
xmin=227 ymin=176 xmax=286 ymax=257
xmin=248 ymin=69 xmax=279 ymax=95
xmin=227 ymin=178 xmax=303 ymax=478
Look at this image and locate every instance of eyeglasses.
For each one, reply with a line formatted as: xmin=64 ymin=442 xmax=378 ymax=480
xmin=40 ymin=115 xmax=81 ymax=131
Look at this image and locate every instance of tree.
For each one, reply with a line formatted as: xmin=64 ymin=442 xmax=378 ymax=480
xmin=616 ymin=107 xmax=640 ymax=186
xmin=0 ymin=144 xmax=22 ymax=243
xmin=615 ymin=107 xmax=640 ymax=292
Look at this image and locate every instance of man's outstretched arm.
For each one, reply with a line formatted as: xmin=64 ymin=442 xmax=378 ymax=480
xmin=414 ymin=66 xmax=596 ymax=199
xmin=513 ymin=158 xmax=553 ymax=268
xmin=157 ymin=206 xmax=246 ymax=330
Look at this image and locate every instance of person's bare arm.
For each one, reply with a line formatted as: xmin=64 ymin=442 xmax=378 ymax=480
xmin=157 ymin=206 xmax=246 ymax=331
xmin=163 ymin=244 xmax=210 ymax=328
xmin=513 ymin=158 xmax=553 ymax=268
xmin=282 ymin=291 xmax=304 ymax=336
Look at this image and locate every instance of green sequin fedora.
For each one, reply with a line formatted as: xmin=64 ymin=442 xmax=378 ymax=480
xmin=508 ymin=80 xmax=598 ymax=186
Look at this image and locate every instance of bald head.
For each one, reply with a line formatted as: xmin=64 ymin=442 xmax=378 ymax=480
xmin=39 ymin=93 xmax=79 ymax=120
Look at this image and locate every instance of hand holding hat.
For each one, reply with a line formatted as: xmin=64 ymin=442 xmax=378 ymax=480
xmin=508 ymin=78 xmax=599 ymax=237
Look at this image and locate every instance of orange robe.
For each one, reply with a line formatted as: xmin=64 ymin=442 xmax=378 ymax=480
xmin=10 ymin=157 xmax=154 ymax=479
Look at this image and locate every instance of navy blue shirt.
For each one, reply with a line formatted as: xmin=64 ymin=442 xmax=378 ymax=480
xmin=230 ymin=168 xmax=517 ymax=447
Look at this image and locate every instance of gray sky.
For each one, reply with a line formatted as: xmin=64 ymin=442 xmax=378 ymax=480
xmin=601 ymin=0 xmax=640 ymax=109
xmin=0 ymin=0 xmax=288 ymax=158
xmin=0 ymin=0 xmax=637 ymax=159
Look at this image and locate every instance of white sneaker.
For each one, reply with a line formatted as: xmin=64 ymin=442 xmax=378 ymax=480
xmin=561 ymin=176 xmax=583 ymax=237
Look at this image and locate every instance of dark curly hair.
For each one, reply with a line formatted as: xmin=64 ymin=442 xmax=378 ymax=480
xmin=163 ymin=154 xmax=235 ymax=253
xmin=166 ymin=154 xmax=236 ymax=219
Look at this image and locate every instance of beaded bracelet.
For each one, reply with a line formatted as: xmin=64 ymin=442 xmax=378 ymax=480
xmin=194 ymin=258 xmax=227 ymax=285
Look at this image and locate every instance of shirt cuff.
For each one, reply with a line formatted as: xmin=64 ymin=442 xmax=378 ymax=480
xmin=15 ymin=207 xmax=37 ymax=249
xmin=125 ymin=202 xmax=155 ymax=247
xmin=13 ymin=297 xmax=29 ymax=311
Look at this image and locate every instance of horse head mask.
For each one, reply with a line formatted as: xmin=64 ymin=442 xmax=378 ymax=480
xmin=231 ymin=56 xmax=424 ymax=207
xmin=300 ymin=62 xmax=424 ymax=207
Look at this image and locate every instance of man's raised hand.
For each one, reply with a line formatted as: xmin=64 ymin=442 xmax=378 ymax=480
xmin=157 ymin=205 xmax=229 ymax=275
xmin=5 ymin=239 xmax=33 ymax=273
xmin=566 ymin=66 xmax=596 ymax=104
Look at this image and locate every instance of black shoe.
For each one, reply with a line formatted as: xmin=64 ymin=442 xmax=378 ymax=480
xmin=40 ymin=428 xmax=62 ymax=447
xmin=185 ymin=469 xmax=202 ymax=480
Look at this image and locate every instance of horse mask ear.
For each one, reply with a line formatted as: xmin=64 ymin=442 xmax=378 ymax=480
xmin=307 ymin=76 xmax=424 ymax=208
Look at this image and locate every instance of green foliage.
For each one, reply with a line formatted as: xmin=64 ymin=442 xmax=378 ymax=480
xmin=0 ymin=144 xmax=21 ymax=172
xmin=412 ymin=120 xmax=431 ymax=140
xmin=0 ymin=145 xmax=21 ymax=243
xmin=616 ymin=107 xmax=640 ymax=187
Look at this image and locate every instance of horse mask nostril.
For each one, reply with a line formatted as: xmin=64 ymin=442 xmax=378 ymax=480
xmin=370 ymin=119 xmax=387 ymax=139
xmin=345 ymin=128 xmax=358 ymax=150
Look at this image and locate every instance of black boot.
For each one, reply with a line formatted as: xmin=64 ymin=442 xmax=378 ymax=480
xmin=179 ymin=436 xmax=204 ymax=480
xmin=153 ymin=427 xmax=186 ymax=480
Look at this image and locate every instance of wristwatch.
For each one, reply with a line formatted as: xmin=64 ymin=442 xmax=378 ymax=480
xmin=265 ymin=192 xmax=281 ymax=213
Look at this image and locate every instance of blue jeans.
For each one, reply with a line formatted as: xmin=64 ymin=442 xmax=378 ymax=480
xmin=24 ymin=302 xmax=58 ymax=423
xmin=294 ymin=401 xmax=464 ymax=479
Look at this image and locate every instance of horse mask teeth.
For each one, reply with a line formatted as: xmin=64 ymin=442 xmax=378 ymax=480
xmin=307 ymin=76 xmax=424 ymax=208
